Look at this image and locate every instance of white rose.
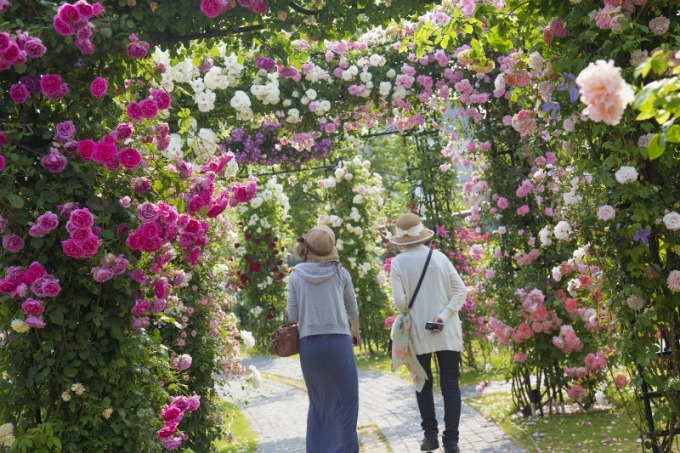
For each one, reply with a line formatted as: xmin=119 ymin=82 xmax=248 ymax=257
xmin=552 ymin=266 xmax=562 ymax=281
xmin=663 ymin=211 xmax=680 ymax=230
xmin=539 ymin=226 xmax=553 ymax=247
xmin=305 ymin=88 xmax=317 ymax=100
xmin=553 ymin=221 xmax=572 ymax=240
xmin=386 ymin=68 xmax=396 ymax=78
xmin=614 ymin=166 xmax=638 ymax=184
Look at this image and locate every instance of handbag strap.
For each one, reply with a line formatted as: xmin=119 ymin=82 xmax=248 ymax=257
xmin=408 ymin=248 xmax=433 ymax=311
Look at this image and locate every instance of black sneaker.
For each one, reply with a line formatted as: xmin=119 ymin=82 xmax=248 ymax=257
xmin=443 ymin=444 xmax=459 ymax=453
xmin=420 ymin=436 xmax=440 ymax=451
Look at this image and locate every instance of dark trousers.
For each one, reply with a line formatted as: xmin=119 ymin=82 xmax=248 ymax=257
xmin=415 ymin=350 xmax=461 ymax=446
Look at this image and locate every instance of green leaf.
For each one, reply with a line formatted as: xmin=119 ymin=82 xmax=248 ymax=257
xmin=100 ymin=229 xmax=114 ymax=240
xmin=7 ymin=193 xmax=24 ymax=208
xmin=665 ymin=124 xmax=680 ymax=143
xmin=99 ymin=27 xmax=112 ymax=38
xmin=50 ymin=309 xmax=64 ymax=326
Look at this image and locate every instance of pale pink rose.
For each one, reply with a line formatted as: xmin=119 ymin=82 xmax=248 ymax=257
xmin=131 ymin=299 xmax=150 ymax=316
xmin=575 ymin=60 xmax=634 ymax=126
xmin=667 ymin=270 xmax=680 ymax=293
xmin=597 ymin=205 xmax=616 ymax=221
xmin=567 ymin=384 xmax=585 ymax=400
xmin=132 ymin=316 xmax=150 ymax=329
xmin=92 ymin=266 xmax=115 ymax=282
xmin=25 ymin=315 xmax=46 ymax=328
xmin=648 ymin=16 xmax=670 ymax=36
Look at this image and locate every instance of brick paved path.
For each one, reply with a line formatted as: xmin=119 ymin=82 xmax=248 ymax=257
xmin=224 ymin=356 xmax=525 ymax=453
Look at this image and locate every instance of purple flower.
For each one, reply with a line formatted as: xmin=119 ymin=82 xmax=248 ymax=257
xmin=634 ymin=228 xmax=651 ymax=245
xmin=255 ymin=56 xmax=276 ymax=71
xmin=557 ymin=73 xmax=579 ymax=103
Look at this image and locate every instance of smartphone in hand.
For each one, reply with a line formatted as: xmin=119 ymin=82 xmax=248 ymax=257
xmin=352 ymin=336 xmax=359 ymax=346
xmin=425 ymin=322 xmax=443 ymax=331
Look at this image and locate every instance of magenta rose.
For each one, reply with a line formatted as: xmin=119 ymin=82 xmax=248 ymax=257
xmin=92 ymin=267 xmax=115 ymax=283
xmin=53 ymin=16 xmax=74 ymax=36
xmin=57 ymin=4 xmax=81 ymax=24
xmin=92 ymin=139 xmax=117 ymax=164
xmin=77 ymin=139 xmax=96 ymax=161
xmin=251 ymin=1 xmax=268 ymax=14
xmin=132 ymin=316 xmax=150 ymax=329
xmin=138 ymin=222 xmax=160 ymax=241
xmin=151 ymin=298 xmax=167 ymax=314
xmin=0 ymin=278 xmax=17 ymax=293
xmin=139 ymin=98 xmax=158 ymax=119
xmin=22 ymin=298 xmax=44 ymax=315
xmin=113 ymin=123 xmax=134 ymax=142
xmin=161 ymin=405 xmax=183 ymax=423
xmin=9 ymin=83 xmax=30 ymax=104
xmin=142 ymin=236 xmax=163 ymax=253
xmin=24 ymin=262 xmax=46 ymax=283
xmin=200 ymin=0 xmax=223 ymax=18
xmin=255 ymin=56 xmax=276 ymax=71
xmin=2 ymin=234 xmax=24 ymax=253
xmin=39 ymin=74 xmax=63 ymax=95
xmin=76 ymin=38 xmax=94 ymax=55
xmin=90 ymin=77 xmax=108 ymax=98
xmin=129 ymin=270 xmax=146 ymax=284
xmin=0 ymin=155 xmax=5 ymax=172
xmin=126 ymin=102 xmax=143 ymax=121
xmin=152 ymin=90 xmax=171 ymax=110
xmin=0 ymin=32 xmax=10 ymax=52
xmin=68 ymin=208 xmax=94 ymax=229
xmin=79 ymin=234 xmax=100 ymax=257
xmin=156 ymin=422 xmax=178 ymax=439
xmin=75 ymin=1 xmax=94 ymax=17
xmin=2 ymin=42 xmax=19 ymax=63
xmin=118 ymin=147 xmax=142 ymax=169
xmin=125 ymin=232 xmax=145 ymax=251
xmin=25 ymin=315 xmax=46 ymax=329
xmin=133 ymin=177 xmax=151 ymax=194
xmin=186 ymin=395 xmax=201 ymax=412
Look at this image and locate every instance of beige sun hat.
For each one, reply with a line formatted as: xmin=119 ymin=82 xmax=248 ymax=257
xmin=389 ymin=213 xmax=434 ymax=246
xmin=294 ymin=224 xmax=340 ymax=263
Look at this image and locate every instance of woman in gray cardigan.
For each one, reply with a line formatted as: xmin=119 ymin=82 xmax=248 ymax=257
xmin=286 ymin=224 xmax=361 ymax=453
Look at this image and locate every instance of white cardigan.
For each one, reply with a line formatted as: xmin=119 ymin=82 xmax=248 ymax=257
xmin=390 ymin=244 xmax=468 ymax=355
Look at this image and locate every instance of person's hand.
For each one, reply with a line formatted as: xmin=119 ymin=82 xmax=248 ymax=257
xmin=431 ymin=316 xmax=444 ymax=334
xmin=351 ymin=329 xmax=361 ymax=347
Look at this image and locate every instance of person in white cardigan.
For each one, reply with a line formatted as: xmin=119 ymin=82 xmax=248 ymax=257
xmin=389 ymin=213 xmax=468 ymax=453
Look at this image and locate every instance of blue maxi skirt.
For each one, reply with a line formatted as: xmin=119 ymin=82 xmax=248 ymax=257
xmin=299 ymin=334 xmax=359 ymax=453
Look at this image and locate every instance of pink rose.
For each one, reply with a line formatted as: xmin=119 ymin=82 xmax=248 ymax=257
xmin=132 ymin=316 xmax=150 ymax=329
xmin=9 ymin=82 xmax=30 ymax=103
xmin=131 ymin=299 xmax=150 ymax=316
xmin=25 ymin=315 xmax=46 ymax=329
xmin=34 ymin=276 xmax=61 ymax=297
xmin=68 ymin=208 xmax=94 ymax=229
xmin=92 ymin=138 xmax=117 ymax=164
xmin=57 ymin=4 xmax=81 ymax=24
xmin=186 ymin=394 xmax=201 ymax=411
xmin=0 ymin=277 xmax=17 ymax=294
xmin=40 ymin=74 xmax=65 ymax=95
xmin=1 ymin=42 xmax=19 ymax=63
xmin=142 ymin=236 xmax=163 ymax=253
xmin=575 ymin=60 xmax=634 ymax=126
xmin=111 ymin=256 xmax=129 ymax=275
xmin=36 ymin=211 xmax=59 ymax=231
xmin=200 ymin=0 xmax=223 ymax=18
xmin=125 ymin=232 xmax=145 ymax=250
xmin=0 ymin=155 xmax=4 ymax=171
xmin=41 ymin=148 xmax=68 ymax=173
xmin=126 ymin=33 xmax=149 ymax=59
xmin=118 ymin=147 xmax=142 ymax=169
xmin=152 ymin=89 xmax=171 ymax=110
xmin=22 ymin=298 xmax=44 ymax=315
xmin=151 ymin=298 xmax=167 ymax=314
xmin=156 ymin=422 xmax=178 ymax=439
xmin=0 ymin=32 xmax=10 ymax=52
xmin=90 ymin=77 xmax=108 ymax=98
xmin=24 ymin=38 xmax=46 ymax=58
xmin=161 ymin=437 xmax=182 ymax=450
xmin=133 ymin=177 xmax=151 ymax=194
xmin=92 ymin=266 xmax=115 ymax=282
xmin=2 ymin=234 xmax=24 ymax=253
xmin=61 ymin=239 xmax=84 ymax=258
xmin=137 ymin=202 xmax=159 ymax=223
xmin=129 ymin=270 xmax=146 ymax=284
xmin=75 ymin=1 xmax=94 ymax=18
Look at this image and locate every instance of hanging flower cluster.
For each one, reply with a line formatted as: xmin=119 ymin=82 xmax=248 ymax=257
xmin=156 ymin=394 xmax=201 ymax=450
xmin=52 ymin=1 xmax=105 ymax=54
xmin=223 ymin=122 xmax=333 ymax=167
xmin=0 ymin=261 xmax=61 ymax=331
xmin=0 ymin=29 xmax=46 ymax=72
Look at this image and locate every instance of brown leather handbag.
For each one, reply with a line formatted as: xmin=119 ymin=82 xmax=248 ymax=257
xmin=268 ymin=321 xmax=299 ymax=357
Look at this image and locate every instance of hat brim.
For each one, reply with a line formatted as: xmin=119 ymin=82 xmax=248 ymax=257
xmin=389 ymin=229 xmax=434 ymax=246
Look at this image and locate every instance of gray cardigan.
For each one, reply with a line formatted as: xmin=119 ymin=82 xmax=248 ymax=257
xmin=286 ymin=262 xmax=359 ymax=339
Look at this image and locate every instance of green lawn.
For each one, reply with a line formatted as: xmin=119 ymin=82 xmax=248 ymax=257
xmin=213 ymin=401 xmax=257 ymax=453
xmin=466 ymin=391 xmax=642 ymax=452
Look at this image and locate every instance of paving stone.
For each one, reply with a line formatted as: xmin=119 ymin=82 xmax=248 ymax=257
xmin=225 ymin=356 xmax=525 ymax=453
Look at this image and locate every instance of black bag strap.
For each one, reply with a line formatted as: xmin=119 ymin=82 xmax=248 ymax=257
xmin=408 ymin=248 xmax=433 ymax=311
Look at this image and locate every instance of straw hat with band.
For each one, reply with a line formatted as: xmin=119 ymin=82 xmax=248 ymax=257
xmin=295 ymin=224 xmax=340 ymax=263
xmin=389 ymin=213 xmax=434 ymax=246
